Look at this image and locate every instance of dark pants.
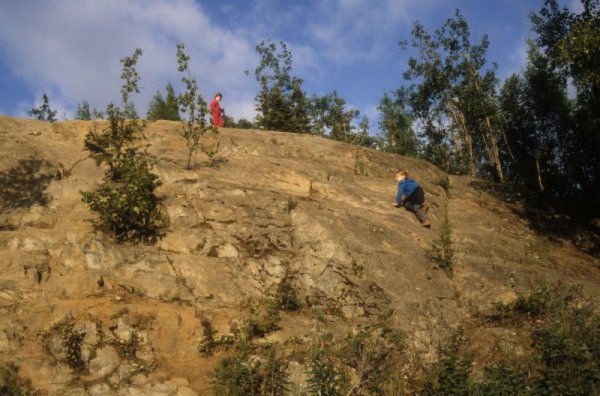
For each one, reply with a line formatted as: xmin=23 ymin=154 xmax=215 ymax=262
xmin=401 ymin=187 xmax=427 ymax=222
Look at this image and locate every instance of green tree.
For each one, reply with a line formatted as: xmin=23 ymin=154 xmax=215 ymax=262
xmin=530 ymin=0 xmax=600 ymax=217
xmin=224 ymin=117 xmax=257 ymax=129
xmin=378 ymin=92 xmax=418 ymax=156
xmin=254 ymin=40 xmax=309 ymax=133
xmin=309 ymin=91 xmax=359 ymax=143
xmin=499 ymin=43 xmax=573 ymax=203
xmin=147 ymin=83 xmax=181 ymax=121
xmin=289 ymin=78 xmax=311 ymax=132
xmin=176 ymin=43 xmax=216 ymax=169
xmin=92 ymin=108 xmax=104 ymax=119
xmin=74 ymin=100 xmax=92 ymax=120
xmin=28 ymin=93 xmax=57 ymax=122
xmin=81 ymin=48 xmax=163 ymax=242
xmin=399 ymin=10 xmax=505 ymax=179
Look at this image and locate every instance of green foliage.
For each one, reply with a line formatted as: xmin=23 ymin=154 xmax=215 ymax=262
xmin=340 ymin=326 xmax=406 ymax=395
xmin=241 ymin=298 xmax=281 ymax=339
xmin=486 ymin=282 xmax=600 ymax=395
xmin=378 ymin=92 xmax=418 ymax=156
xmin=275 ymin=276 xmax=300 ymax=311
xmin=305 ymin=316 xmax=406 ymax=395
xmin=75 ymin=101 xmax=104 ymax=120
xmin=176 ymin=42 xmax=217 ymax=169
xmin=212 ymin=344 xmax=289 ymax=396
xmin=473 ymin=359 xmax=532 ymax=395
xmin=398 ymin=10 xmax=504 ymax=180
xmin=81 ymin=151 xmax=163 ymax=242
xmin=498 ymin=42 xmax=572 ymax=206
xmin=427 ymin=204 xmax=454 ymax=270
xmin=45 ymin=321 xmax=86 ymax=372
xmin=524 ymin=0 xmax=600 ymax=218
xmin=198 ymin=334 xmax=236 ymax=358
xmin=0 ymin=363 xmax=36 ymax=395
xmin=421 ymin=329 xmax=474 ymax=396
xmin=28 ymin=93 xmax=57 ymax=122
xmin=306 ymin=334 xmax=345 ymax=396
xmin=81 ymin=48 xmax=163 ymax=242
xmin=512 ymin=282 xmax=581 ymax=319
xmin=286 ymin=196 xmax=297 ymax=213
xmin=225 ymin=117 xmax=257 ymax=129
xmin=147 ymin=83 xmax=181 ymax=121
xmin=254 ymin=40 xmax=311 ymax=133
xmin=74 ymin=100 xmax=92 ymax=120
xmin=308 ymin=91 xmax=360 ymax=143
xmin=84 ymin=103 xmax=145 ymax=178
xmin=198 ymin=319 xmax=236 ymax=358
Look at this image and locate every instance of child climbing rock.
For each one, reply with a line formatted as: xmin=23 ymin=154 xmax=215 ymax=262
xmin=393 ymin=169 xmax=430 ymax=227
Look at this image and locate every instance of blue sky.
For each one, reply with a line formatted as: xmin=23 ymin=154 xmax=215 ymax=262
xmin=0 ymin=0 xmax=581 ymax=130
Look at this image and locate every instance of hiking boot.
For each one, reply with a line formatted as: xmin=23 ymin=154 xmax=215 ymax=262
xmin=420 ymin=219 xmax=431 ymax=228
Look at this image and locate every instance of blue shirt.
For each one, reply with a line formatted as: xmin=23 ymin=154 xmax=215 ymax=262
xmin=396 ymin=178 xmax=420 ymax=203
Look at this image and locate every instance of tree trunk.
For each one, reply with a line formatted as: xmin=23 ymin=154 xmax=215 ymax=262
xmin=535 ymin=156 xmax=544 ymax=192
xmin=447 ymin=99 xmax=476 ymax=177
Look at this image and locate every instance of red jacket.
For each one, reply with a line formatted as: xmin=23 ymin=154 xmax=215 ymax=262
xmin=209 ymin=98 xmax=224 ymax=127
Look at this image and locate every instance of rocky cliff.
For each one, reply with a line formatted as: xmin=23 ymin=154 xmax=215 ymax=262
xmin=1 ymin=115 xmax=599 ymax=394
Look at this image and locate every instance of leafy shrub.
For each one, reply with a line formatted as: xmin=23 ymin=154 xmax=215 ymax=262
xmin=306 ymin=334 xmax=346 ymax=396
xmin=473 ymin=359 xmax=532 ymax=395
xmin=241 ymin=298 xmax=281 ymax=339
xmin=44 ymin=321 xmax=86 ymax=372
xmin=512 ymin=282 xmax=582 ymax=319
xmin=275 ymin=276 xmax=301 ymax=311
xmin=81 ymin=151 xmax=164 ymax=242
xmin=484 ymin=282 xmax=600 ymax=395
xmin=81 ymin=48 xmax=164 ymax=242
xmin=84 ymin=104 xmax=145 ymax=180
xmin=212 ymin=344 xmax=289 ymax=396
xmin=306 ymin=316 xmax=406 ymax=395
xmin=198 ymin=334 xmax=236 ymax=358
xmin=420 ymin=329 xmax=474 ymax=396
xmin=532 ymin=319 xmax=600 ymax=395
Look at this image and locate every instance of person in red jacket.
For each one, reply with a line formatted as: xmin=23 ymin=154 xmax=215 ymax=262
xmin=209 ymin=93 xmax=225 ymax=127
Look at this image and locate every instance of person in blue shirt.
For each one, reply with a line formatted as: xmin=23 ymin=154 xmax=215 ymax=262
xmin=393 ymin=169 xmax=430 ymax=227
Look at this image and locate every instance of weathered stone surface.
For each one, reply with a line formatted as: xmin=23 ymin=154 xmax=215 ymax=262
xmin=88 ymin=346 xmax=120 ymax=379
xmin=0 ymin=117 xmax=599 ymax=394
xmin=88 ymin=383 xmax=112 ymax=396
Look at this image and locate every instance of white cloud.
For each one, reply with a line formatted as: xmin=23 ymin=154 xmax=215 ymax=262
xmin=304 ymin=0 xmax=433 ymax=64
xmin=0 ymin=0 xmax=258 ymax=120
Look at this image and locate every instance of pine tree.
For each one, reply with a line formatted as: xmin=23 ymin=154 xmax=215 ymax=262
xmin=75 ymin=100 xmax=92 ymax=120
xmin=254 ymin=40 xmax=309 ymax=132
xmin=147 ymin=83 xmax=181 ymax=121
xmin=28 ymin=93 xmax=57 ymax=122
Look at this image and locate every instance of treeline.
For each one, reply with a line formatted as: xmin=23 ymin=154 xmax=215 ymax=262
xmin=28 ymin=0 xmax=598 ymax=219
xmin=390 ymin=1 xmax=599 ymax=220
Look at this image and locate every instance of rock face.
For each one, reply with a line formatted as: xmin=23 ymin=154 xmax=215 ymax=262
xmin=0 ymin=116 xmax=599 ymax=394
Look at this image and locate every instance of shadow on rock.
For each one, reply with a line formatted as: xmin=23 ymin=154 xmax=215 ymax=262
xmin=510 ymin=206 xmax=600 ymax=258
xmin=469 ymin=179 xmax=600 ymax=258
xmin=0 ymin=158 xmax=56 ymax=212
